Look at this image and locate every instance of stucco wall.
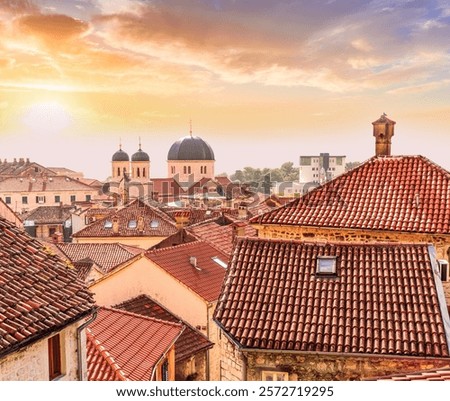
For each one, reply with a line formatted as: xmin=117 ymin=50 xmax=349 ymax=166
xmin=167 ymin=160 xmax=215 ymax=183
xmin=0 ymin=322 xmax=87 ymax=381
xmin=90 ymin=257 xmax=208 ymax=329
xmin=175 ymin=352 xmax=208 ymax=381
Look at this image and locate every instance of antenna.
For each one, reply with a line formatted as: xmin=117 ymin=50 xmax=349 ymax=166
xmin=189 ymin=119 xmax=193 ymax=137
xmin=119 ymin=137 xmax=122 ymax=150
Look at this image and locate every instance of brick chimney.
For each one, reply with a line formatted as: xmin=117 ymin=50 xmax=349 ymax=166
xmin=372 ymin=113 xmax=396 ymax=157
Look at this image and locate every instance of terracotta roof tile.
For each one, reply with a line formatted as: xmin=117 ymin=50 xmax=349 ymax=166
xmin=187 ymin=220 xmax=257 ymax=255
xmin=145 ymin=241 xmax=229 ymax=302
xmin=116 ymin=295 xmax=213 ymax=362
xmin=87 ymin=307 xmax=183 ymax=381
xmin=73 ymin=199 xmax=177 ymax=238
xmin=251 ymin=156 xmax=450 ymax=234
xmin=57 ymin=243 xmax=141 ymax=274
xmin=214 ymin=237 xmax=450 ymax=357
xmin=0 ymin=217 xmax=95 ymax=357
xmin=22 ymin=205 xmax=74 ymax=224
xmin=0 ymin=175 xmax=97 ymax=192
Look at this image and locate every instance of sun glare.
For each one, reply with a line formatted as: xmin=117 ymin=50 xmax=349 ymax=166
xmin=22 ymin=101 xmax=73 ymax=134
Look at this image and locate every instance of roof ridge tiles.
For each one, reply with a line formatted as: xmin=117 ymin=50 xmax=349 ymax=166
xmin=98 ymin=306 xmax=183 ymax=330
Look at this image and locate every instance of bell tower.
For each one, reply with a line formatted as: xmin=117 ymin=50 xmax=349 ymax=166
xmin=372 ymin=113 xmax=396 ymax=157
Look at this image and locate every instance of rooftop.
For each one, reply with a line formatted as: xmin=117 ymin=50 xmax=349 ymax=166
xmin=116 ymin=295 xmax=213 ymax=362
xmin=251 ymin=156 xmax=450 ymax=234
xmin=145 ymin=241 xmax=229 ymax=302
xmin=0 ymin=216 xmax=95 ymax=358
xmin=87 ymin=307 xmax=183 ymax=381
xmin=73 ymin=199 xmax=177 ymax=238
xmin=23 ymin=205 xmax=74 ymax=224
xmin=215 ymin=237 xmax=450 ymax=357
xmin=57 ymin=243 xmax=142 ymax=275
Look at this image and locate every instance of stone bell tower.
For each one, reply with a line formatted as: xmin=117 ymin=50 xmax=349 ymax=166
xmin=372 ymin=113 xmax=396 ymax=156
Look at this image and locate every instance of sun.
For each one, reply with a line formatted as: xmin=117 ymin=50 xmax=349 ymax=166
xmin=21 ymin=100 xmax=73 ymax=134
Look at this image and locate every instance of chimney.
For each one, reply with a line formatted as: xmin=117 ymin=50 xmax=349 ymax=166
xmin=238 ymin=204 xmax=248 ymax=219
xmin=232 ymin=221 xmax=247 ymax=242
xmin=190 ymin=256 xmax=201 ymax=271
xmin=52 ymin=232 xmax=63 ymax=244
xmin=372 ymin=113 xmax=396 ymax=157
xmin=112 ymin=217 xmax=119 ymax=234
xmin=137 ymin=215 xmax=145 ymax=233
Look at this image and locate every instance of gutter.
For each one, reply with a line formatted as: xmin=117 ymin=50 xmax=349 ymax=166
xmin=76 ymin=307 xmax=98 ymax=381
xmin=150 ymin=325 xmax=185 ymax=381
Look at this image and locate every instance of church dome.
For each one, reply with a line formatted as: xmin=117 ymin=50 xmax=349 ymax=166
xmin=131 ymin=148 xmax=150 ymax=162
xmin=167 ymin=136 xmax=215 ymax=161
xmin=112 ymin=148 xmax=129 ymax=162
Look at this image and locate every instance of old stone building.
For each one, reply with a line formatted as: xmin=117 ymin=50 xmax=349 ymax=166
xmin=214 ymin=237 xmax=450 ymax=381
xmin=0 ymin=215 xmax=96 ymax=380
xmin=251 ymin=116 xmax=450 ymax=265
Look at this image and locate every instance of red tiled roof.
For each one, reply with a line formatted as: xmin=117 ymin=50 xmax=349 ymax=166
xmin=116 ymin=295 xmax=213 ymax=362
xmin=0 ymin=217 xmax=95 ymax=357
xmin=87 ymin=307 xmax=183 ymax=381
xmin=251 ymin=156 xmax=450 ymax=234
xmin=145 ymin=241 xmax=229 ymax=302
xmin=187 ymin=220 xmax=257 ymax=255
xmin=0 ymin=175 xmax=97 ymax=192
xmin=374 ymin=366 xmax=450 ymax=381
xmin=57 ymin=243 xmax=141 ymax=274
xmin=73 ymin=199 xmax=177 ymax=238
xmin=214 ymin=237 xmax=450 ymax=357
xmin=23 ymin=205 xmax=74 ymax=224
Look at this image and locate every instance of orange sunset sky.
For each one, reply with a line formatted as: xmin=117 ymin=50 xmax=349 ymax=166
xmin=0 ymin=0 xmax=449 ymax=179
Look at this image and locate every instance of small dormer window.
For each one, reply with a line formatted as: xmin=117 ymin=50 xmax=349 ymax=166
xmin=212 ymin=256 xmax=227 ymax=269
xmin=128 ymin=220 xmax=137 ymax=229
xmin=150 ymin=220 xmax=159 ymax=229
xmin=104 ymin=220 xmax=113 ymax=229
xmin=316 ymin=256 xmax=337 ymax=276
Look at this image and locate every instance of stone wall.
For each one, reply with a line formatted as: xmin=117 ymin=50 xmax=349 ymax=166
xmin=217 ymin=333 xmax=245 ymax=381
xmin=176 ymin=352 xmax=208 ymax=381
xmin=0 ymin=323 xmax=84 ymax=381
xmin=254 ymin=224 xmax=450 ymax=260
xmin=245 ymin=351 xmax=450 ymax=381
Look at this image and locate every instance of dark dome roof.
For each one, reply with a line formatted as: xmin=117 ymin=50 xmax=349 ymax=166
xmin=112 ymin=149 xmax=129 ymax=162
xmin=131 ymin=148 xmax=150 ymax=162
xmin=167 ymin=136 xmax=215 ymax=161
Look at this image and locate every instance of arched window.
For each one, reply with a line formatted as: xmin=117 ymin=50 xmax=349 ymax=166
xmin=204 ymin=166 xmax=207 ymax=174
xmin=183 ymin=166 xmax=187 ymax=174
xmin=137 ymin=168 xmax=140 ymax=178
xmin=117 ymin=167 xmax=121 ymax=176
xmin=188 ymin=166 xmax=191 ymax=174
xmin=143 ymin=168 xmax=146 ymax=178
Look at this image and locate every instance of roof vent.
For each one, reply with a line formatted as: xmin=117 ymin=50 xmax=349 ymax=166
xmin=190 ymin=256 xmax=201 ymax=271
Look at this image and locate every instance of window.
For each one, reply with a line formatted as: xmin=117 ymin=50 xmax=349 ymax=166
xmin=48 ymin=334 xmax=62 ymax=380
xmin=49 ymin=227 xmax=57 ymax=236
xmin=188 ymin=166 xmax=191 ymax=174
xmin=117 ymin=167 xmax=121 ymax=176
xmin=136 ymin=168 xmax=140 ymax=178
xmin=316 ymin=256 xmax=337 ymax=275
xmin=204 ymin=166 xmax=207 ymax=174
xmin=212 ymin=256 xmax=227 ymax=269
xmin=22 ymin=196 xmax=28 ymax=204
xmin=128 ymin=220 xmax=137 ymax=229
xmin=299 ymin=156 xmax=312 ymax=166
xmin=34 ymin=167 xmax=39 ymax=172
xmin=5 ymin=196 xmax=11 ymax=204
xmin=70 ymin=195 xmax=76 ymax=202
xmin=142 ymin=168 xmax=146 ymax=178
xmin=104 ymin=220 xmax=113 ymax=228
xmin=171 ymin=166 xmax=175 ymax=174
xmin=160 ymin=359 xmax=169 ymax=381
xmin=150 ymin=219 xmax=159 ymax=229
xmin=183 ymin=166 xmax=187 ymax=174
xmin=262 ymin=371 xmax=288 ymax=381
xmin=36 ymin=196 xmax=46 ymax=204
xmin=85 ymin=195 xmax=91 ymax=202
xmin=54 ymin=195 xmax=61 ymax=203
